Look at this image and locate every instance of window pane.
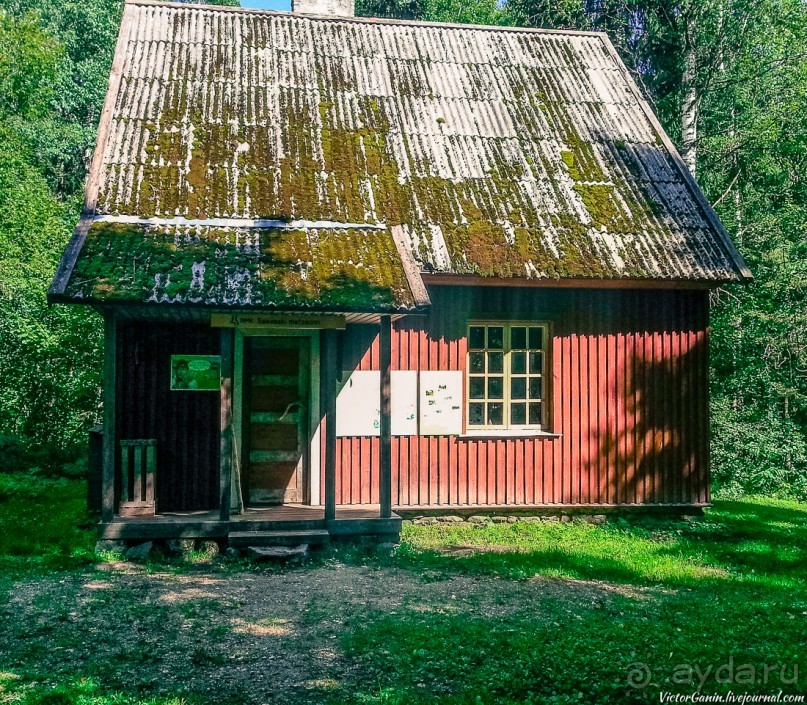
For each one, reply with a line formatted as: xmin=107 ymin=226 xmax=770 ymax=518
xmin=511 ymin=377 xmax=527 ymax=399
xmin=470 ymin=377 xmax=485 ymax=400
xmin=488 ymin=377 xmax=504 ymax=400
xmin=469 ymin=352 xmax=485 ymax=373
xmin=511 ymin=403 xmax=526 ymax=425
xmin=469 ymin=326 xmax=486 ymax=350
xmin=488 ymin=403 xmax=504 ymax=426
xmin=511 ymin=351 xmax=526 ymax=375
xmin=529 ymin=377 xmax=543 ymax=399
xmin=529 ymin=351 xmax=543 ymax=374
xmin=511 ymin=327 xmax=527 ymax=350
xmin=488 ymin=352 xmax=504 ymax=374
xmin=469 ymin=403 xmax=485 ymax=426
xmin=488 ymin=326 xmax=504 ymax=349
xmin=529 ymin=402 xmax=543 ymax=426
xmin=529 ymin=327 xmax=543 ymax=350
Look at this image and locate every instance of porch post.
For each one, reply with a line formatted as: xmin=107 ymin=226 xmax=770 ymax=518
xmin=323 ymin=329 xmax=337 ymax=522
xmin=220 ymin=328 xmax=234 ymax=522
xmin=379 ymin=315 xmax=392 ymax=519
xmin=101 ymin=313 xmax=117 ymax=524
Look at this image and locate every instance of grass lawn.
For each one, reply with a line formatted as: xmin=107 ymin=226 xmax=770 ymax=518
xmin=0 ymin=475 xmax=805 ymax=704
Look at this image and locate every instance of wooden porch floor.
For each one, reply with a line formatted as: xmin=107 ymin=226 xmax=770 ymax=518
xmin=237 ymin=504 xmax=387 ymax=522
xmin=109 ymin=504 xmax=388 ymax=523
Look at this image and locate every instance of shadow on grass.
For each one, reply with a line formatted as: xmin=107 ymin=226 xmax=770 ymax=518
xmin=391 ymin=498 xmax=807 ymax=592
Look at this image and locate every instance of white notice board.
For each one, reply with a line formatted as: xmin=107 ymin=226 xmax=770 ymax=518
xmin=419 ymin=371 xmax=463 ymax=436
xmin=336 ymin=371 xmax=379 ymax=436
xmin=336 ymin=371 xmax=418 ymax=437
xmin=392 ymin=371 xmax=418 ymax=436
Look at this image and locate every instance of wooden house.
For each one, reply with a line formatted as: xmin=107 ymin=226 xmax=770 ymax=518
xmin=49 ymin=0 xmax=751 ymax=546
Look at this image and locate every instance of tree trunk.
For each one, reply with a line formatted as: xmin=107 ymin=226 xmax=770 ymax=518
xmin=681 ymin=14 xmax=699 ymax=176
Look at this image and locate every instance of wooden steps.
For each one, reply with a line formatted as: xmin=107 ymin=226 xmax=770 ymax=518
xmin=230 ymin=519 xmax=326 ymax=533
xmin=228 ymin=529 xmax=331 ymax=548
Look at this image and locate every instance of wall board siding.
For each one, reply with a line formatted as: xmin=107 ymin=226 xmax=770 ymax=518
xmin=117 ymin=322 xmax=220 ymax=512
xmin=326 ymin=286 xmax=710 ymax=508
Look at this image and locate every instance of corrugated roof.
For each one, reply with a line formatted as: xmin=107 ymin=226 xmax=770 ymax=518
xmin=61 ymin=220 xmax=420 ymax=311
xmin=50 ymin=0 xmax=749 ymax=310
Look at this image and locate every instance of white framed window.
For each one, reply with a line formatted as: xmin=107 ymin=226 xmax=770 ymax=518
xmin=466 ymin=322 xmax=549 ymax=431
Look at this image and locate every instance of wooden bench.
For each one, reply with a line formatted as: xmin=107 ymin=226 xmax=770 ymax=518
xmin=119 ymin=439 xmax=157 ymax=517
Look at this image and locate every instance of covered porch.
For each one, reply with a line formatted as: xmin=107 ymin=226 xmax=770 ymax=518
xmin=97 ymin=310 xmax=409 ymax=547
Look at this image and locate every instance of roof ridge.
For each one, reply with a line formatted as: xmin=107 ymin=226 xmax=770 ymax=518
xmin=124 ymin=0 xmax=609 ymax=39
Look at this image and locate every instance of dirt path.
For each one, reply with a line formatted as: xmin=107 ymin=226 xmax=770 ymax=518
xmin=0 ymin=561 xmax=652 ymax=703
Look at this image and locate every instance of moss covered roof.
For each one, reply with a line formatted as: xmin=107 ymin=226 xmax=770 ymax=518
xmin=51 ymin=1 xmax=750 ymax=309
xmin=62 ymin=221 xmax=419 ymax=311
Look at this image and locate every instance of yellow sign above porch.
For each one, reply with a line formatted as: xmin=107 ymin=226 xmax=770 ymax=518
xmin=211 ymin=313 xmax=347 ymax=330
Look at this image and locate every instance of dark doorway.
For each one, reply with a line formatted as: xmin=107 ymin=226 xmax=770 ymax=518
xmin=245 ymin=337 xmax=311 ymax=505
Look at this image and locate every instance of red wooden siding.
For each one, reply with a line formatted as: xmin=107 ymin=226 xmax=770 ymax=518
xmin=117 ymin=322 xmax=220 ymax=512
xmin=325 ymin=286 xmax=710 ymax=507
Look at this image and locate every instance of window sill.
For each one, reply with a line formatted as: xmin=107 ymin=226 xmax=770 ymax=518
xmin=459 ymin=429 xmax=562 ymax=440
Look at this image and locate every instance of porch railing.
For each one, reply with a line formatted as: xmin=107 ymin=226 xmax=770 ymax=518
xmin=119 ymin=439 xmax=157 ymax=517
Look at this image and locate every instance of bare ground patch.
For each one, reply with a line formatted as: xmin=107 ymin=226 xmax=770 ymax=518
xmin=0 ymin=561 xmax=655 ymax=703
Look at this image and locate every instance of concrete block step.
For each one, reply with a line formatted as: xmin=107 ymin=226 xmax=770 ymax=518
xmin=244 ymin=544 xmax=309 ymax=562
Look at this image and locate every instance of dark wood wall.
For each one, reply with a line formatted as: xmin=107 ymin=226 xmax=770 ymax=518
xmin=323 ymin=286 xmax=711 ymax=508
xmin=116 ymin=322 xmax=220 ymax=512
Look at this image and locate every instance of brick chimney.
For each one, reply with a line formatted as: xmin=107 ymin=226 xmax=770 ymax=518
xmin=291 ymin=0 xmax=355 ymax=16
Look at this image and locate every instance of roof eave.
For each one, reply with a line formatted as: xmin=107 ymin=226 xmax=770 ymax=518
xmin=124 ymin=0 xmax=608 ymax=38
xmin=48 ymin=217 xmax=94 ymax=302
xmin=46 ymin=294 xmax=430 ymax=317
xmin=50 ymin=4 xmax=136 ymax=300
xmin=420 ymin=273 xmax=744 ymax=290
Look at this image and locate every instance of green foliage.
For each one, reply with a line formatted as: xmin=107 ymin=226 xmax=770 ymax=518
xmin=357 ymin=0 xmax=425 ymax=19
xmin=357 ymin=0 xmax=509 ymax=23
xmin=712 ymin=397 xmax=807 ymax=499
xmin=0 ymin=4 xmax=114 ymax=455
xmin=0 ymin=0 xmax=124 ymax=197
xmin=0 ymin=10 xmax=62 ymax=120
xmin=0 ymin=125 xmax=102 ymax=452
xmin=703 ymin=0 xmax=807 ymax=499
xmin=506 ymin=0 xmax=592 ymax=29
xmin=423 ymin=0 xmax=509 ymax=25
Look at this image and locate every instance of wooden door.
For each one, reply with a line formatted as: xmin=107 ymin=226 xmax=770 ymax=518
xmin=246 ymin=337 xmax=310 ymax=505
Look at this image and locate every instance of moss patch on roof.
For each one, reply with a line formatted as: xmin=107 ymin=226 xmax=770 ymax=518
xmin=64 ymin=222 xmax=418 ymax=311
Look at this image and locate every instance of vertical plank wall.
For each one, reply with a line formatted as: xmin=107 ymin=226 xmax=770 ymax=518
xmin=117 ymin=322 xmax=221 ymax=512
xmin=326 ymin=286 xmax=710 ymax=508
